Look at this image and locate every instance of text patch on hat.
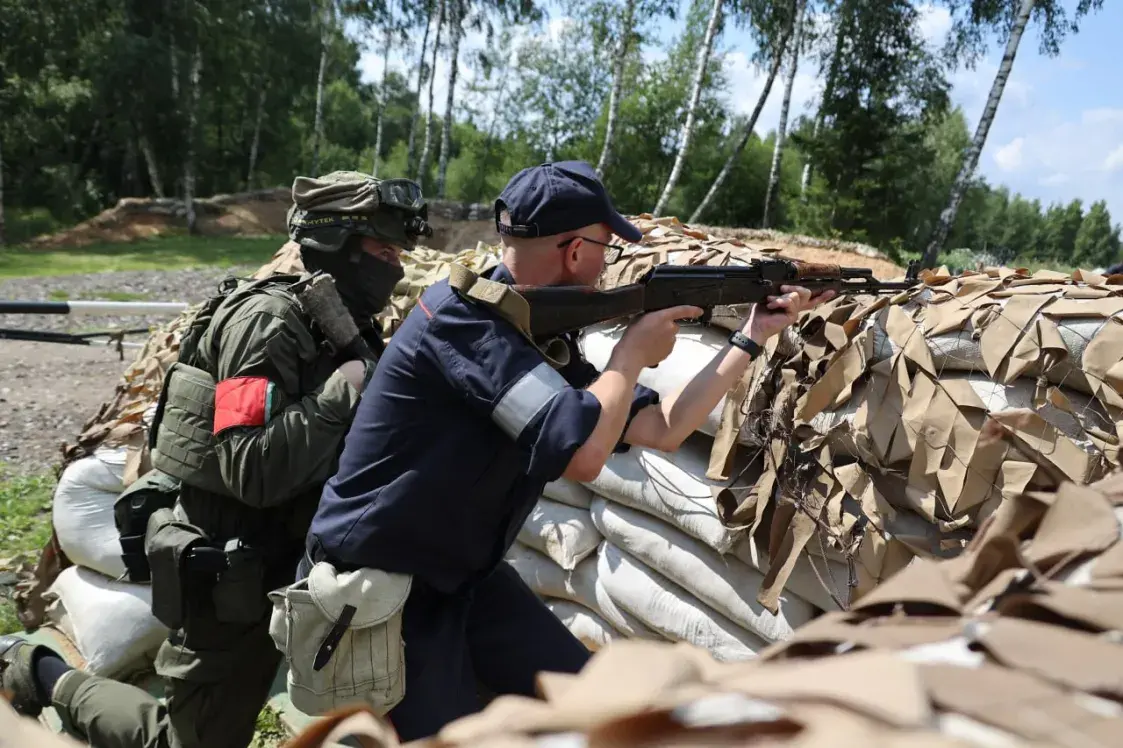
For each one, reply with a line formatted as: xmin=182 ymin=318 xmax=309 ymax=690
xmin=214 ymin=377 xmax=275 ymax=434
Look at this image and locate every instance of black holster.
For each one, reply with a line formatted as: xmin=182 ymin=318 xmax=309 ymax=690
xmin=114 ymin=470 xmax=181 ymax=583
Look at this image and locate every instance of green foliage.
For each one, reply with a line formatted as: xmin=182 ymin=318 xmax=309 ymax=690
xmin=0 ymin=472 xmax=56 ymax=636
xmin=1074 ymin=201 xmax=1123 ymax=269
xmin=0 ymin=236 xmax=284 ymax=278
xmin=251 ymin=704 xmax=289 ymax=748
xmin=0 ymin=0 xmax=1115 ymax=271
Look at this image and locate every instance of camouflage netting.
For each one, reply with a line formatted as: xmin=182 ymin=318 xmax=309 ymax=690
xmin=387 ymin=469 xmax=1123 ymax=748
xmin=44 ymin=215 xmax=1123 ymax=629
xmin=701 ymin=263 xmax=1123 ymax=613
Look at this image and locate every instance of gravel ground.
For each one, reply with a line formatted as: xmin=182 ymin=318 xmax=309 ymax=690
xmin=0 ymin=266 xmax=256 ymax=475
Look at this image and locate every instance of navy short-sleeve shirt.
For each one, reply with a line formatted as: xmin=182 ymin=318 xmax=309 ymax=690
xmin=306 ymin=263 xmax=659 ymax=593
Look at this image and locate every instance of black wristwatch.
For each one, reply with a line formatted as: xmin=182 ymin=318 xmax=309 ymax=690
xmin=728 ymin=330 xmax=763 ymax=359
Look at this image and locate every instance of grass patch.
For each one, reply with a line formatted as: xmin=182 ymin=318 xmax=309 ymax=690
xmin=0 ymin=234 xmax=287 ymax=279
xmin=252 ymin=704 xmax=290 ymax=748
xmin=0 ymin=470 xmax=293 ymax=746
xmin=48 ymin=289 xmax=152 ymax=302
xmin=0 ymin=471 xmax=57 ymax=636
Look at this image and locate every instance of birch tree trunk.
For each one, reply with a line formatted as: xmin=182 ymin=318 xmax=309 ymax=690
xmin=688 ymin=18 xmax=793 ymax=224
xmin=311 ymin=10 xmax=330 ymax=176
xmin=921 ymin=0 xmax=1036 ymax=268
xmin=762 ymin=0 xmax=805 ymax=229
xmin=0 ymin=133 xmax=6 ymax=246
xmin=436 ymin=0 xmax=462 ymax=198
xmin=372 ymin=18 xmax=394 ymax=177
xmin=138 ymin=132 xmax=166 ymax=198
xmin=595 ymin=0 xmax=637 ymax=177
xmin=416 ymin=0 xmax=445 ymax=187
xmin=473 ymin=55 xmax=511 ymax=202
xmin=184 ymin=45 xmax=202 ymax=234
xmin=406 ymin=0 xmax=434 ymax=175
xmin=652 ymin=0 xmax=724 ymax=218
xmin=246 ymin=85 xmax=266 ymax=189
xmin=800 ymin=12 xmax=846 ymax=199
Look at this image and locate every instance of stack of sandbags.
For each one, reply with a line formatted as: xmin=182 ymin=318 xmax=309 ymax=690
xmin=390 ymin=469 xmax=1123 ymax=748
xmin=43 ymin=445 xmax=169 ymax=678
xmin=507 ymin=217 xmax=848 ymax=659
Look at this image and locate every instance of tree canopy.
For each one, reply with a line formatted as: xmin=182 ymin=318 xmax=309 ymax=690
xmin=1 ymin=0 xmax=1117 ymax=269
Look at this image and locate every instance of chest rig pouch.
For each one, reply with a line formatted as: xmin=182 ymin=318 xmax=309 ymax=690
xmin=446 ymin=264 xmax=571 ymax=370
xmin=147 ymin=274 xmax=307 ymax=496
xmin=268 ymin=562 xmax=412 ymax=716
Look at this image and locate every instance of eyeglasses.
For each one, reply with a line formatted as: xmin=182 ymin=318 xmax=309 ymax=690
xmin=557 ymin=235 xmax=626 ymax=265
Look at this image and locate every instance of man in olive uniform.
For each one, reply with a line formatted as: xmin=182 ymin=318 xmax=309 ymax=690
xmin=0 ymin=171 xmax=433 ymax=748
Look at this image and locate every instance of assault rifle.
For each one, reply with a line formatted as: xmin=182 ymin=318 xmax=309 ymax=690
xmin=516 ymin=258 xmax=922 ymax=338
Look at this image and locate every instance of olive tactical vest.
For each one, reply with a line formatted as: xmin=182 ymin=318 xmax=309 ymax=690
xmin=148 ymin=274 xmax=317 ymax=498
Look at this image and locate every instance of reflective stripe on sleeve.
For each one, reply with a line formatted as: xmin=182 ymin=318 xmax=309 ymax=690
xmin=491 ymin=362 xmax=569 ymax=440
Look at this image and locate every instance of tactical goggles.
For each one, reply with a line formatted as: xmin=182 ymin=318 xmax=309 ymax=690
xmin=378 ymin=179 xmax=425 ymax=212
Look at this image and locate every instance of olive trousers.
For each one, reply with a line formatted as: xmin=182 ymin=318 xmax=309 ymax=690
xmin=50 ymin=568 xmax=290 ymax=748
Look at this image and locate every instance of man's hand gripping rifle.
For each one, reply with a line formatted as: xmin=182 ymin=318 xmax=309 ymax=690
xmin=517 ymin=258 xmax=922 ymax=338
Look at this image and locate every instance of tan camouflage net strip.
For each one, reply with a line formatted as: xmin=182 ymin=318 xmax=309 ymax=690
xmin=671 ymin=259 xmax=1123 ymax=613
xmin=397 ymin=470 xmax=1123 ymax=748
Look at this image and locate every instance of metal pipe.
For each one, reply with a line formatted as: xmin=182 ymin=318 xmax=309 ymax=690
xmin=0 ymin=300 xmax=188 ymax=316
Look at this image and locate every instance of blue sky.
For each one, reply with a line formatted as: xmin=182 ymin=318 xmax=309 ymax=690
xmin=357 ymin=0 xmax=1122 ymax=223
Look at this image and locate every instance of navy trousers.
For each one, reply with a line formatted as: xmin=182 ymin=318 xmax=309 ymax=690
xmin=294 ymin=556 xmax=590 ymax=742
xmin=388 ymin=561 xmax=590 ymax=741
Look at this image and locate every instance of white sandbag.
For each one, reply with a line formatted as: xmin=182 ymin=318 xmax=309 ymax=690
xmin=43 ymin=566 xmax=169 ymax=679
xmin=545 ymin=599 xmax=617 ymax=651
xmin=730 ymin=534 xmax=848 ymax=613
xmin=806 ymin=373 xmax=1111 ymax=460
xmin=580 ymin=323 xmax=740 ymax=442
xmin=590 ymin=499 xmax=816 ymax=643
xmin=517 ymin=499 xmax=602 ymax=570
xmin=505 ymin=542 xmax=656 ymax=639
xmin=867 ymin=297 xmax=1120 ymax=396
xmin=52 ymin=447 xmax=129 ymax=580
xmin=585 ymin=433 xmax=740 ymax=554
xmin=542 ymin=478 xmax=593 ymax=509
xmin=597 ymin=542 xmax=765 ymax=661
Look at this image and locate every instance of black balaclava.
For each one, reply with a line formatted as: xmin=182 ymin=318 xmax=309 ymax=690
xmin=301 ymin=237 xmax=405 ymax=331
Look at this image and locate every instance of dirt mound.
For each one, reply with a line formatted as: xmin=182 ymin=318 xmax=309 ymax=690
xmin=26 ymin=189 xmax=903 ymax=276
xmin=28 ymin=189 xmax=293 ymax=249
xmin=27 ymin=189 xmax=502 ymax=256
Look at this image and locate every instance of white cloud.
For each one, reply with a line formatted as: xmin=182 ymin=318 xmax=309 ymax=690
xmin=1105 ymin=145 xmax=1123 ymax=173
xmin=975 ymin=107 xmax=1123 ymax=218
xmin=917 ymin=4 xmax=952 ymax=46
xmin=721 ymin=51 xmax=820 ymax=138
xmin=1038 ymin=173 xmax=1071 ymax=186
xmin=994 ymin=137 xmax=1025 ymax=171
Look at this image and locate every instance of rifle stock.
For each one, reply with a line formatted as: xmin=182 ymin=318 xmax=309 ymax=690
xmin=515 ymin=258 xmax=920 ymax=338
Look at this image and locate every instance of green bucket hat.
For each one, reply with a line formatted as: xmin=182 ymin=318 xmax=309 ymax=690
xmin=286 ymin=170 xmax=432 ymax=252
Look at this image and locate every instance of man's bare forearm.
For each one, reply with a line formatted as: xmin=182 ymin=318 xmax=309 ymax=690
xmin=562 ymin=353 xmax=643 ymax=481
xmin=625 ymin=333 xmax=763 ymax=451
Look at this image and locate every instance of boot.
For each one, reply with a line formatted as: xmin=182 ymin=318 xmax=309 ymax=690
xmin=0 ymin=634 xmax=47 ymax=717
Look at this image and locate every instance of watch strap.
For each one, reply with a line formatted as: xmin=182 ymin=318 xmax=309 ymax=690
xmin=729 ymin=330 xmax=763 ymax=359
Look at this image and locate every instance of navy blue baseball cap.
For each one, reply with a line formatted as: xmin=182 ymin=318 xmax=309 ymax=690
xmin=494 ymin=161 xmax=643 ymax=243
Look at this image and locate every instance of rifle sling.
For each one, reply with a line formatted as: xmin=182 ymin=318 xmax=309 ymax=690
xmin=446 ymin=263 xmax=570 ymax=370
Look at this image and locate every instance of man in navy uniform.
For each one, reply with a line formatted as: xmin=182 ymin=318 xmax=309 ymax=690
xmin=303 ymin=160 xmax=831 ymax=741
